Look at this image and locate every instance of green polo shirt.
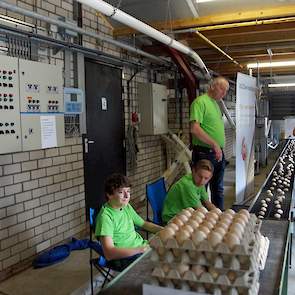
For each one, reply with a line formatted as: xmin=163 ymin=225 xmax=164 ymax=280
xmin=190 ymin=93 xmax=225 ymax=148
xmin=95 ymin=203 xmax=148 ymax=248
xmin=162 ymin=174 xmax=208 ymax=223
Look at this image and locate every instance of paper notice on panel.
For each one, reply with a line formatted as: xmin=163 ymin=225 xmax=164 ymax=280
xmin=40 ymin=116 xmax=57 ymax=148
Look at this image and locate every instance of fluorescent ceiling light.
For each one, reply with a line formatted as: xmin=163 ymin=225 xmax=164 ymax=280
xmin=247 ymin=61 xmax=295 ymax=69
xmin=268 ymin=83 xmax=295 ymax=88
xmin=195 ymin=0 xmax=217 ymax=3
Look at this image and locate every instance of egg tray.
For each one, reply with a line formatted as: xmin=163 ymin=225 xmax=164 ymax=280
xmin=150 ymin=219 xmax=261 ymax=257
xmin=145 ymin=279 xmax=259 ymax=295
xmin=151 ymin=251 xmax=260 ymax=273
xmin=250 ymin=140 xmax=295 ymax=220
xmin=150 ymin=266 xmax=260 ymax=294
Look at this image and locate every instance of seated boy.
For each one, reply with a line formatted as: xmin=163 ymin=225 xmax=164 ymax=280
xmin=162 ymin=159 xmax=216 ymax=223
xmin=95 ymin=173 xmax=163 ymax=271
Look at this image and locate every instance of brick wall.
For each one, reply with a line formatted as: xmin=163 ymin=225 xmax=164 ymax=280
xmin=0 ymin=137 xmax=85 ymax=279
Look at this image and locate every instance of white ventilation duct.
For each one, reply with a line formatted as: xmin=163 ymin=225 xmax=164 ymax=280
xmin=77 ymin=0 xmax=211 ymax=79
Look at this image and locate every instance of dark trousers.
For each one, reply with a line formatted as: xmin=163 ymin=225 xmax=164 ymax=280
xmin=192 ymin=146 xmax=226 ymax=210
xmin=108 ymin=253 xmax=142 ymax=272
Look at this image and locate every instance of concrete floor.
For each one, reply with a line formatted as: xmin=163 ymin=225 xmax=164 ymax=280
xmin=1 ymin=150 xmax=295 ymax=295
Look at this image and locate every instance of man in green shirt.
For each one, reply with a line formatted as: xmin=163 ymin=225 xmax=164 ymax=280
xmin=162 ymin=159 xmax=216 ymax=223
xmin=95 ymin=173 xmax=163 ymax=270
xmin=190 ymin=76 xmax=229 ymax=210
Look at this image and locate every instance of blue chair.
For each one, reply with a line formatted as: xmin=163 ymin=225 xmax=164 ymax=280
xmin=146 ymin=177 xmax=167 ymax=226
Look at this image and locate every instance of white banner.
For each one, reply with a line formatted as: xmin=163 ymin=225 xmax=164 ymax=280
xmin=236 ymin=73 xmax=256 ymax=203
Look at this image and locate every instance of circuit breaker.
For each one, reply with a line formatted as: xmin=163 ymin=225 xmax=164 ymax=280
xmin=19 ymin=59 xmax=65 ymax=151
xmin=0 ymin=55 xmax=22 ymax=154
xmin=138 ymin=82 xmax=168 ymax=135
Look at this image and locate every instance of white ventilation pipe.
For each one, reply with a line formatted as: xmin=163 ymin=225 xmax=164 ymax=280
xmin=77 ymin=0 xmax=211 ymax=79
xmin=0 ymin=0 xmax=167 ymax=64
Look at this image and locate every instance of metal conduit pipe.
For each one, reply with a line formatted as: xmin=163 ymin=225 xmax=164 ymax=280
xmin=77 ymin=0 xmax=211 ymax=79
xmin=0 ymin=23 xmax=158 ymax=69
xmin=0 ymin=0 xmax=168 ymax=65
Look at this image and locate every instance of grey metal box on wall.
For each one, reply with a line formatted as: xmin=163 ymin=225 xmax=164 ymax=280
xmin=138 ymin=82 xmax=168 ymax=135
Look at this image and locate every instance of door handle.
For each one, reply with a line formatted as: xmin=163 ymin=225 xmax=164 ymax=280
xmin=84 ymin=138 xmax=94 ymax=153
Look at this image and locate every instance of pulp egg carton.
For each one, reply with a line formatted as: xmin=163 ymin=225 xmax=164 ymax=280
xmin=152 ymin=252 xmax=260 ymax=274
xmin=150 ymin=230 xmax=261 ymax=259
xmin=151 ymin=266 xmax=260 ymax=295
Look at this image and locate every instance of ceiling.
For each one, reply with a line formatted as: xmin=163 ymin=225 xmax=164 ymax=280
xmin=105 ymin=0 xmax=295 ymax=80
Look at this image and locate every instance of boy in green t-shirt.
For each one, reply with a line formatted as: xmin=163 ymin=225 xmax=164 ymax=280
xmin=95 ymin=173 xmax=163 ymax=270
xmin=162 ymin=159 xmax=216 ymax=223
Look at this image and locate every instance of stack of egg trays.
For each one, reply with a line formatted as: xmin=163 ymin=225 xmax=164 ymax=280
xmin=149 ymin=215 xmax=262 ymax=294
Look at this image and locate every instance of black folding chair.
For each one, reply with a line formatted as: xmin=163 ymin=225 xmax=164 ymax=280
xmin=89 ymin=208 xmax=117 ymax=293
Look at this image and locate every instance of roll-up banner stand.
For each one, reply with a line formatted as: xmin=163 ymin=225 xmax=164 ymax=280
xmin=236 ymin=73 xmax=257 ymax=203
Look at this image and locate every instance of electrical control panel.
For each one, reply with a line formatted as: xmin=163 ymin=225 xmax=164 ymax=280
xmin=138 ymin=82 xmax=168 ymax=135
xmin=0 ymin=55 xmax=65 ymax=154
xmin=64 ymin=87 xmax=84 ymax=114
xmin=0 ymin=55 xmax=22 ymax=154
xmin=19 ymin=59 xmax=64 ymax=151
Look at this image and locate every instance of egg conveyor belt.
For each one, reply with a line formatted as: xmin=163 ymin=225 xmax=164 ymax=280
xmin=250 ymin=139 xmax=295 ymax=220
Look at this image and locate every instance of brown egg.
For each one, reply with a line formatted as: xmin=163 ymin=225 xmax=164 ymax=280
xmin=192 ymin=230 xmax=207 ymax=245
xmin=172 ymin=217 xmax=184 ymax=227
xmin=228 ymin=227 xmax=242 ymax=239
xmin=191 ymin=265 xmax=205 ymax=277
xmin=175 ymin=230 xmax=191 ymax=245
xmin=234 ymin=213 xmax=248 ymax=224
xmin=239 ymin=209 xmax=250 ymax=219
xmin=159 ymin=227 xmax=175 ymax=242
xmin=182 ymin=224 xmax=194 ymax=234
xmin=162 ymin=263 xmax=170 ymax=274
xmin=227 ymin=270 xmax=237 ymax=283
xmin=218 ymin=217 xmax=232 ymax=227
xmin=225 ymin=209 xmax=236 ymax=216
xmin=206 ymin=216 xmax=217 ymax=226
xmin=217 ymin=221 xmax=230 ymax=231
xmin=197 ymin=206 xmax=208 ymax=215
xmin=213 ymin=226 xmax=226 ymax=237
xmin=191 ymin=214 xmax=203 ymax=224
xmin=180 ymin=209 xmax=192 ymax=218
xmin=233 ymin=217 xmax=246 ymax=228
xmin=201 ymin=220 xmax=214 ymax=230
xmin=221 ymin=212 xmax=234 ymax=221
xmin=206 ymin=211 xmax=219 ymax=221
xmin=166 ymin=223 xmax=179 ymax=232
xmin=224 ymin=233 xmax=240 ymax=250
xmin=176 ymin=263 xmax=190 ymax=275
xmin=187 ymin=219 xmax=200 ymax=230
xmin=177 ymin=214 xmax=189 ymax=223
xmin=198 ymin=225 xmax=210 ymax=236
xmin=193 ymin=211 xmax=206 ymax=220
xmin=230 ymin=222 xmax=244 ymax=234
xmin=211 ymin=208 xmax=222 ymax=215
xmin=208 ymin=231 xmax=223 ymax=248
xmin=186 ymin=207 xmax=195 ymax=213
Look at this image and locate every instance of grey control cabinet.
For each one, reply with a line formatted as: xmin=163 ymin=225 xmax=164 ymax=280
xmin=138 ymin=82 xmax=168 ymax=135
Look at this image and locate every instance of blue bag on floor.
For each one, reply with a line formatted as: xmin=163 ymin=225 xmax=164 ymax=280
xmin=32 ymin=245 xmax=71 ymax=268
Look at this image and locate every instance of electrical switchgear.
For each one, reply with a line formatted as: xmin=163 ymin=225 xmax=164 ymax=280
xmin=0 ymin=55 xmax=65 ymax=154
xmin=0 ymin=55 xmax=22 ymax=154
xmin=19 ymin=59 xmax=64 ymax=151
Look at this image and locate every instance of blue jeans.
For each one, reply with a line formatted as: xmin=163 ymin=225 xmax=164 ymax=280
xmin=192 ymin=146 xmax=226 ymax=210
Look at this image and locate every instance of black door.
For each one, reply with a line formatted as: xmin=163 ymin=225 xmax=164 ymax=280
xmin=83 ymin=59 xmax=125 ymax=209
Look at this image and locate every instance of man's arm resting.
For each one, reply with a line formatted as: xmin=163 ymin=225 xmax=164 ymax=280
xmin=100 ymin=236 xmax=148 ymax=261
